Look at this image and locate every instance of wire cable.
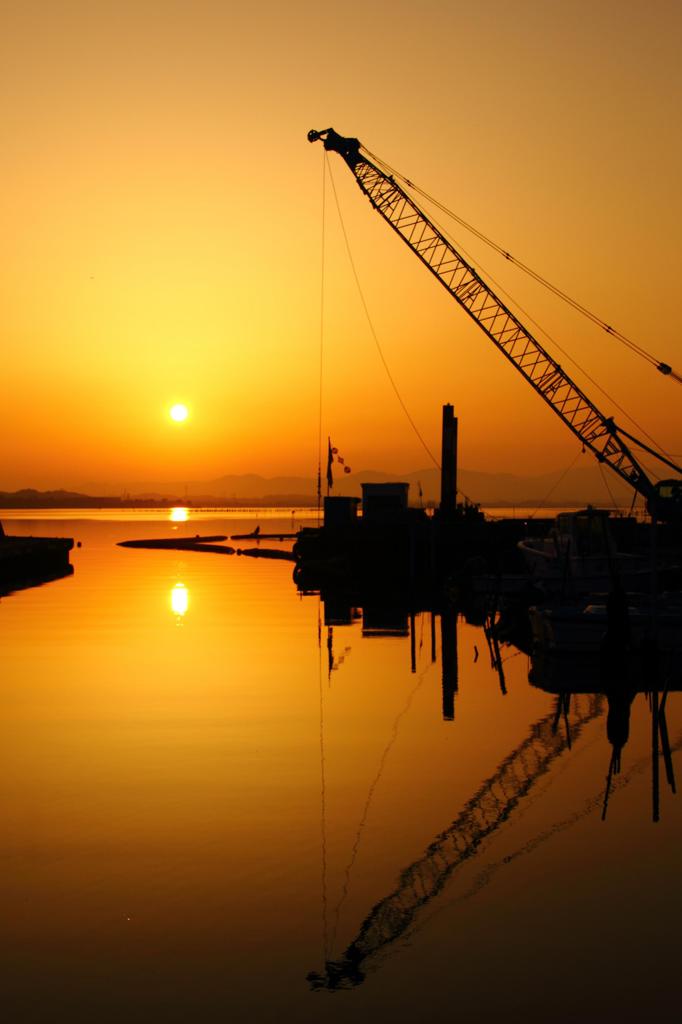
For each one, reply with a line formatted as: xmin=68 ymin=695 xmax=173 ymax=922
xmin=597 ymin=461 xmax=620 ymax=511
xmin=317 ymin=152 xmax=327 ymax=520
xmin=527 ymin=449 xmax=585 ymax=518
xmin=325 ymin=155 xmax=440 ymax=470
xmin=363 ymin=146 xmax=681 ymax=384
xmin=421 ymin=201 xmax=674 ymax=458
xmin=325 ymin=158 xmax=484 ymax=508
xmin=329 ymin=663 xmax=432 ymax=951
xmin=317 ymin=598 xmax=330 ymax=963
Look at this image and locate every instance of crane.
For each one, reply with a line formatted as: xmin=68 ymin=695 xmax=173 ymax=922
xmin=308 ymin=692 xmax=603 ymax=989
xmin=308 ymin=128 xmax=682 ymax=522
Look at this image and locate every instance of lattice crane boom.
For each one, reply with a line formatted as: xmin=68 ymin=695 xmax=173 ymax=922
xmin=308 ymin=128 xmax=682 ymax=519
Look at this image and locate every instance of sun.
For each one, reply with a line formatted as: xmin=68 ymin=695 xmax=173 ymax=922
xmin=169 ymin=403 xmax=189 ymax=422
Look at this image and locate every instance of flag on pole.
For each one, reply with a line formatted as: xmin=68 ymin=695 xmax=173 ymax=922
xmin=326 ymin=437 xmax=334 ymax=492
xmin=327 ymin=439 xmax=352 ymax=491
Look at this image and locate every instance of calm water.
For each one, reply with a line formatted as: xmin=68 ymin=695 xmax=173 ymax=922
xmin=1 ymin=510 xmax=680 ymax=1023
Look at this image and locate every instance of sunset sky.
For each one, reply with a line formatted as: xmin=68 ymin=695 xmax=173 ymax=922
xmin=2 ymin=0 xmax=681 ymax=493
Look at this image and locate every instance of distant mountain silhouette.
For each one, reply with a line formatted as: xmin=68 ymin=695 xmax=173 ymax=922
xmin=16 ymin=461 xmax=636 ymax=509
xmin=0 ymin=489 xmax=182 ymax=509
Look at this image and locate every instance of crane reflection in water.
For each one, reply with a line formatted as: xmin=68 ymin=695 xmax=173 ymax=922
xmin=308 ymin=686 xmax=602 ymax=990
xmin=309 ymin=595 xmax=680 ymax=990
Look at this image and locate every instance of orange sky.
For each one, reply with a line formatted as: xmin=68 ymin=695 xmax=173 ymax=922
xmin=2 ymin=0 xmax=681 ymax=493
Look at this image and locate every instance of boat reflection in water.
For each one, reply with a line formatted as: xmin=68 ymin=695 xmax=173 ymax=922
xmin=529 ymin=644 xmax=680 ymax=822
xmin=528 ymin=592 xmax=682 ymax=655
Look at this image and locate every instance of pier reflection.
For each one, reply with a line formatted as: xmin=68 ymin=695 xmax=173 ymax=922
xmin=312 ymin=581 xmax=467 ymax=722
xmin=304 ymin=571 xmax=682 ymax=786
xmin=0 ymin=561 xmax=73 ymax=599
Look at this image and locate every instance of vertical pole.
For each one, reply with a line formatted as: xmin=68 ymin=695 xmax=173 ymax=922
xmin=430 ymin=611 xmax=437 ymax=663
xmin=441 ymin=608 xmax=458 ymax=721
xmin=650 ymin=512 xmax=660 ymax=823
xmin=652 ymin=687 xmax=660 ymax=823
xmin=440 ymin=404 xmax=458 ymax=513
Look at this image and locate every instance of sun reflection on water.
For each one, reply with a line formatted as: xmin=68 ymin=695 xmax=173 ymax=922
xmin=169 ymin=507 xmax=189 ymax=522
xmin=171 ymin=582 xmax=189 ymax=618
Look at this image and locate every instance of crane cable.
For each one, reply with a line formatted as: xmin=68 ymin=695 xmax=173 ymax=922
xmin=525 ymin=449 xmax=584 ymax=519
xmin=317 ymin=598 xmax=330 ymax=964
xmin=329 ymin=660 xmax=432 ymax=951
xmin=361 ymin=146 xmax=674 ymax=463
xmin=324 ymin=154 xmax=441 ymax=471
xmin=325 ymin=158 xmax=485 ymax=508
xmin=316 ymin=150 xmax=327 ymax=520
xmin=429 ymin=212 xmax=674 ymax=461
xmin=363 ymin=146 xmax=682 ymax=385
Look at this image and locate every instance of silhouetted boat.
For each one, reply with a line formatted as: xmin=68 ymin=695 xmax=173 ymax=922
xmin=528 ymin=592 xmax=682 ymax=655
xmin=231 ymin=526 xmax=261 ymax=540
xmin=518 ymin=508 xmax=650 ymax=595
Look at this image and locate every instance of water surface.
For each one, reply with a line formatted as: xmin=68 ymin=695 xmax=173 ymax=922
xmin=1 ymin=510 xmax=680 ymax=1022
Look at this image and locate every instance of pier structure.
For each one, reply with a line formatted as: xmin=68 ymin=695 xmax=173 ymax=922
xmin=0 ymin=529 xmax=74 ymax=595
xmin=293 ymin=403 xmax=539 ymax=594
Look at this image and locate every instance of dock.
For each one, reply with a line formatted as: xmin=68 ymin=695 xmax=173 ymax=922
xmin=0 ymin=527 xmax=74 ymax=595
